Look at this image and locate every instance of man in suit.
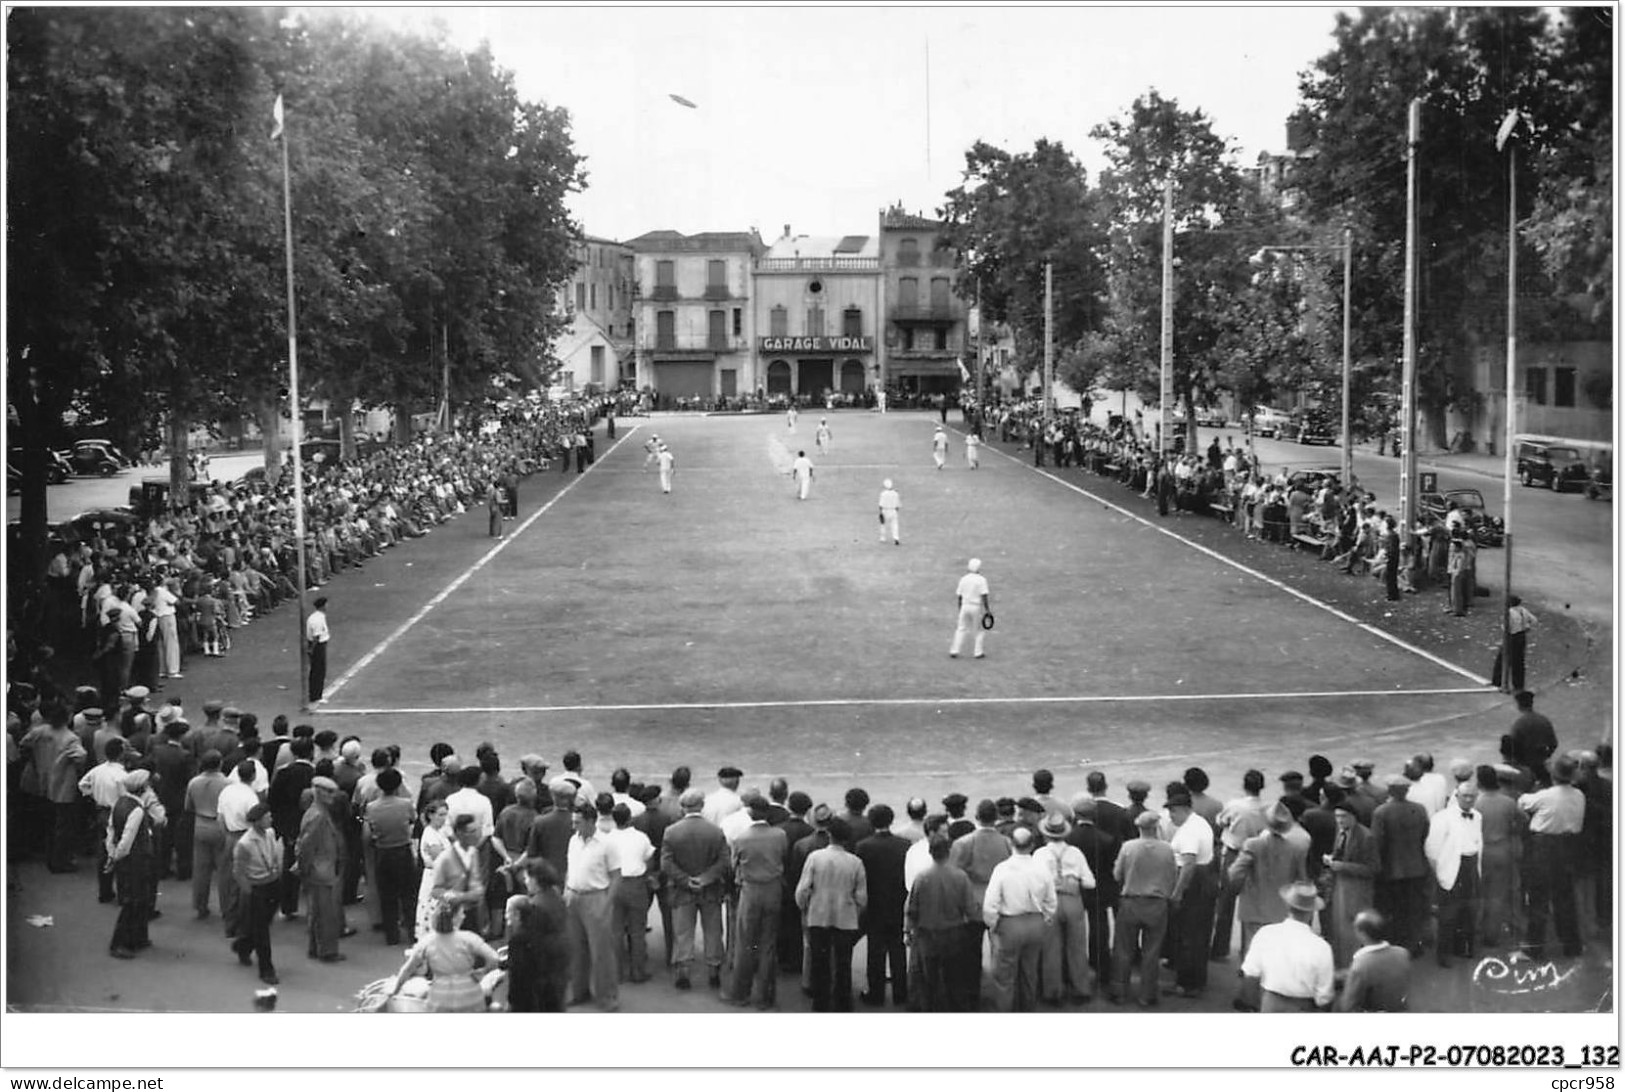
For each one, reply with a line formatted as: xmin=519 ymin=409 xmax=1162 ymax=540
xmin=660 ymin=788 xmax=728 ymax=990
xmin=1228 ymin=802 xmax=1309 ymax=962
xmin=855 ymin=803 xmax=910 ymax=1007
xmin=526 ymin=779 xmax=578 ymax=879
xmin=1083 ymin=771 xmax=1133 ymax=846
xmin=1068 ymin=796 xmax=1119 ymax=977
xmin=267 ymin=737 xmax=316 ymax=917
xmin=295 ymin=776 xmax=347 ymax=961
xmin=950 ymin=798 xmax=1013 ymax=908
xmin=776 ymin=792 xmax=814 ymax=973
xmin=726 ymin=794 xmax=787 ymax=1009
xmin=1211 ymin=768 xmax=1269 ymax=958
xmin=796 ymin=817 xmax=867 ymax=1012
xmin=1335 ymin=909 xmax=1410 ymax=1011
xmin=1372 ymin=775 xmax=1432 ymax=957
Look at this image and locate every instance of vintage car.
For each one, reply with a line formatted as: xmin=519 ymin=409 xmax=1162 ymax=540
xmin=66 ymin=439 xmax=129 ymax=477
xmin=128 ymin=477 xmax=216 ymax=517
xmin=1420 ymin=487 xmax=1504 ymax=547
xmin=1516 ymin=440 xmax=1590 ymax=493
xmin=1290 ymin=410 xmax=1335 ymax=445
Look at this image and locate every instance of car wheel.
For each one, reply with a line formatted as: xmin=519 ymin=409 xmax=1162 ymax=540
xmin=97 ymin=462 xmax=117 ymax=477
xmin=1520 ymin=469 xmax=1531 ymax=487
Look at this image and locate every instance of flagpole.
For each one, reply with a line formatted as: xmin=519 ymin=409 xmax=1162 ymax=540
xmin=277 ymin=94 xmax=312 ymax=711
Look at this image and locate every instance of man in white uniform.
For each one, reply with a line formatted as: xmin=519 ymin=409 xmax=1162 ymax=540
xmin=656 ymin=445 xmax=676 ymax=494
xmin=877 ymin=479 xmax=901 ymax=545
xmin=643 ymin=435 xmax=661 ymax=471
xmin=949 ymin=558 xmax=991 ymax=659
xmin=965 ymin=432 xmax=982 ymax=470
xmin=815 ymin=418 xmax=832 ymax=455
xmin=786 ymin=405 xmax=797 ymax=432
xmin=932 ymin=426 xmax=948 ymax=470
xmin=791 ymin=450 xmax=815 ymax=501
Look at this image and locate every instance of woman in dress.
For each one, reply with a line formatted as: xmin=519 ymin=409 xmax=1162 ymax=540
xmin=1323 ymin=797 xmax=1379 ymax=967
xmin=390 ymin=905 xmax=501 ymax=1012
xmin=503 ymin=858 xmax=569 ymax=1012
xmin=413 ymin=800 xmax=452 ymax=939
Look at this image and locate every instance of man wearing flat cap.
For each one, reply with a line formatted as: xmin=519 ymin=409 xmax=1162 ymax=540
xmin=295 ymin=776 xmax=347 ymax=962
xmin=1228 ymin=802 xmax=1309 ymax=964
xmin=1323 ymin=796 xmax=1378 ymax=967
xmin=703 ymin=766 xmax=743 ymax=828
xmin=232 ymin=802 xmax=283 ymax=984
xmin=1371 ymin=775 xmax=1431 ymax=957
xmin=942 ymin=793 xmax=974 ymax=840
xmin=1239 ymin=882 xmax=1334 ymax=1011
xmin=661 ymin=788 xmax=729 ymax=990
xmin=106 ymin=767 xmax=165 ymax=959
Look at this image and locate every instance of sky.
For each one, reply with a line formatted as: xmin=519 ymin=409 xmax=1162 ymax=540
xmin=327 ymin=4 xmax=1349 ymax=242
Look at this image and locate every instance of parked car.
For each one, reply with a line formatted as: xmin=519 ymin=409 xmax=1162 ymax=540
xmin=1195 ymin=406 xmax=1227 ymax=428
xmin=7 ymin=448 xmax=71 ymax=487
xmin=1280 ymin=464 xmax=1343 ymax=493
xmin=1420 ymin=487 xmax=1504 ymax=547
xmin=1290 ymin=410 xmax=1335 ymax=445
xmin=1516 ymin=440 xmax=1590 ymax=492
xmin=66 ymin=439 xmax=128 ymax=477
xmin=59 ymin=507 xmax=141 ymax=547
xmin=1249 ymin=406 xmax=1292 ymax=439
xmin=128 ymin=477 xmax=215 ymax=517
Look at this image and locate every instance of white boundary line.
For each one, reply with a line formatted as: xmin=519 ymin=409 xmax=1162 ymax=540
xmin=315 ymin=425 xmax=641 ymax=705
xmin=318 ymin=685 xmax=1493 ymax=716
xmin=962 ymin=425 xmax=1493 ymax=687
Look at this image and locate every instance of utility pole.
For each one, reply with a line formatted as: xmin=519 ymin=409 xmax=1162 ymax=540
xmin=1341 ymin=226 xmax=1353 ymax=489
xmin=1399 ymin=98 xmax=1420 ymax=536
xmin=975 ymin=274 xmax=985 ymax=406
xmin=1159 ymin=177 xmax=1175 ymax=463
xmin=1498 ymin=110 xmax=1521 ymax=691
xmin=1043 ymin=261 xmax=1053 ymax=433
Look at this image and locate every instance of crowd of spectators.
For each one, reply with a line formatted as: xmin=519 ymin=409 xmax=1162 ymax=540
xmin=5 ymin=679 xmax=1607 ymax=1012
xmin=12 ymin=394 xmax=611 ymax=713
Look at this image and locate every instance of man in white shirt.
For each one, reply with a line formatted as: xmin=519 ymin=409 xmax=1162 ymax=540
xmin=815 ymin=417 xmax=832 ymax=455
xmin=903 ymin=815 xmax=949 ymax=894
xmin=894 ymin=798 xmax=927 ymax=845
xmin=877 ymin=479 xmax=901 ymax=545
xmin=949 ymin=558 xmax=991 ymax=660
xmin=1165 ymin=787 xmax=1217 ymax=998
xmin=444 ymin=766 xmax=495 ymax=841
xmin=1036 ymin=815 xmax=1096 ymax=1003
xmin=1425 ymin=782 xmax=1483 ymax=967
xmin=215 ymin=762 xmax=261 ymax=939
xmin=965 ymin=431 xmax=981 ymax=469
xmin=983 ymin=827 xmax=1056 ymax=1011
xmin=656 ymin=444 xmax=676 ymax=494
xmin=305 ymin=596 xmax=329 ymax=705
xmin=1406 ymin=754 xmax=1451 ymax=815
xmin=1239 ymin=881 xmax=1336 ymax=1011
xmin=606 ymin=803 xmax=655 ymax=984
xmin=931 ymin=426 xmax=948 ymax=470
xmin=791 ymin=450 xmax=815 ymax=500
xmin=79 ymin=736 xmax=130 ymax=903
xmin=565 ymin=805 xmax=621 ymax=1011
xmin=150 ymin=579 xmax=182 ymax=680
xmin=703 ymin=766 xmax=744 ymax=827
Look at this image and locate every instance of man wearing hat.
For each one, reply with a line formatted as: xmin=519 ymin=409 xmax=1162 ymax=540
xmin=1371 ymin=775 xmax=1431 ymax=957
xmin=184 ymin=701 xmax=221 ymax=763
xmin=1036 ymin=812 xmax=1096 ymax=1003
xmin=703 ymin=766 xmax=743 ymax=827
xmin=119 ymin=686 xmax=154 ymax=759
xmin=148 ymin=718 xmax=196 ymax=881
xmin=1323 ymin=795 xmax=1379 ymax=967
xmin=948 ymin=559 xmax=992 ymax=660
xmin=1351 ymin=760 xmax=1385 ymax=815
xmin=107 ymin=768 xmax=164 ymax=959
xmin=232 ymin=802 xmax=283 ymax=984
xmin=942 ymin=793 xmax=974 ymax=840
xmin=1228 ymin=802 xmax=1309 ymax=963
xmin=1123 ymin=779 xmax=1153 ymax=830
xmin=18 ymin=699 xmax=86 ymax=874
xmin=1165 ymin=786 xmax=1217 ymax=998
xmin=1517 ymin=754 xmax=1586 ymax=959
xmin=877 ymin=478 xmax=901 ymax=545
xmin=295 ymin=776 xmax=347 ymax=962
xmin=205 ymin=706 xmax=242 ymax=766
xmin=1111 ymin=811 xmax=1176 ymax=1006
xmin=660 ymin=788 xmax=728 ymax=990
xmin=932 ymin=424 xmax=948 ymax=470
xmin=788 ymin=803 xmax=833 ymax=994
xmin=1239 ymin=882 xmax=1335 ymax=1012
xmin=1067 ymin=796 xmax=1120 ymax=979
xmin=1336 ymin=767 xmax=1376 ymax=827
xmin=1473 ymin=765 xmax=1525 ymax=949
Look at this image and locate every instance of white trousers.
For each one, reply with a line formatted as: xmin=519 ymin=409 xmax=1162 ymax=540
xmin=659 ymin=468 xmax=673 ymax=493
xmin=796 ymin=474 xmax=811 ymax=500
xmin=950 ymin=603 xmax=985 ymax=657
xmin=880 ymin=510 xmax=900 ymax=543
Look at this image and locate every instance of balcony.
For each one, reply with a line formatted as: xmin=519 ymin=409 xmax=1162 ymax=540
xmin=650 ymin=285 xmax=678 ymax=301
xmin=755 ymin=256 xmax=881 ymax=273
xmin=891 ymin=303 xmax=957 ymax=323
xmin=703 ymin=284 xmax=731 ymax=300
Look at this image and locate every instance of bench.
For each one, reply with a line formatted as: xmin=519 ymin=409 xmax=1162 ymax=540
xmin=1292 ymin=532 xmax=1325 ymax=551
xmin=1103 ymin=463 xmax=1121 ymax=476
xmin=1210 ymin=502 xmax=1234 ymax=522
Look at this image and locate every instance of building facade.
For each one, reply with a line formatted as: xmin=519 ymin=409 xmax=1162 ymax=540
xmin=627 ymin=229 xmax=764 ymax=401
xmin=552 ymin=235 xmax=636 ymax=395
xmin=751 ymin=226 xmax=881 ymax=399
xmin=877 ymin=204 xmax=968 ymax=395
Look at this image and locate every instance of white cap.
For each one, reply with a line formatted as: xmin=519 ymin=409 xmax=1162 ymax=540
xmin=883 ymin=479 xmax=893 ymax=489
xmin=967 ymin=558 xmax=982 ymax=572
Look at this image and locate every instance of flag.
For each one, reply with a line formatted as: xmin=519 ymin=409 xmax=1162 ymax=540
xmin=958 ymin=359 xmax=971 ymax=384
xmin=668 ymin=93 xmax=697 ymax=109
xmin=1495 ymin=110 xmax=1519 ymax=151
xmin=271 ymin=94 xmax=285 ymax=141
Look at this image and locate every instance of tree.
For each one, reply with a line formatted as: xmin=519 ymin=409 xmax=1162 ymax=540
xmin=938 ymin=139 xmax=1106 ymax=389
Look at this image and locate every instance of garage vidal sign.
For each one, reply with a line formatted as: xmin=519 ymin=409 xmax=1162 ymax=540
xmin=758 ymin=336 xmax=872 ymax=353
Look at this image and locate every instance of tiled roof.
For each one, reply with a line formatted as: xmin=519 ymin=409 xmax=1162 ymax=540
xmin=881 ymin=206 xmax=941 ymax=230
xmin=625 ymin=229 xmax=765 ymax=254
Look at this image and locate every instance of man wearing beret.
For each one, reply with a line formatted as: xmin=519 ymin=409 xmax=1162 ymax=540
xmin=295 ymin=776 xmax=347 ymax=962
xmin=942 ymin=793 xmax=974 ymax=840
xmin=661 ymin=788 xmax=728 ymax=990
xmin=1371 ymin=776 xmax=1431 ymax=957
xmin=232 ymin=802 xmax=283 ymax=984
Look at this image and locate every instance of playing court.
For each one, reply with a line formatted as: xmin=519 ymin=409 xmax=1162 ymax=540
xmin=316 ymin=411 xmax=1501 ymax=803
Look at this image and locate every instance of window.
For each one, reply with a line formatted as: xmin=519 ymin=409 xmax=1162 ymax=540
xmin=733 ymin=308 xmax=742 ymax=337
xmin=930 ymin=277 xmax=950 ymax=310
xmin=934 ymin=327 xmax=948 ymax=351
xmin=708 ymin=259 xmax=726 ymax=288
xmin=898 ymin=238 xmax=920 ymax=267
xmin=656 ymin=260 xmax=675 ymax=287
xmin=656 ymin=310 xmax=676 ymax=350
xmin=843 ymin=308 xmax=863 ymax=338
xmin=806 ymin=307 xmax=824 ymax=336
xmin=1554 ymin=367 xmax=1576 ymax=408
xmin=576 ymin=282 xmax=586 ymax=312
xmin=902 ymin=327 xmax=915 ymax=351
xmin=899 ymin=277 xmax=919 ymax=309
xmin=771 ymin=306 xmax=788 ymax=337
xmin=590 ymin=283 xmax=597 ymax=310
xmin=590 ymin=345 xmax=605 ymax=385
xmin=1525 ymin=367 xmax=1547 ymax=406
xmin=708 ymin=309 xmax=727 ymax=349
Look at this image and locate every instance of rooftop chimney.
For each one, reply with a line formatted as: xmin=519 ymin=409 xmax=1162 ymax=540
xmin=783 ymin=223 xmax=791 ymax=240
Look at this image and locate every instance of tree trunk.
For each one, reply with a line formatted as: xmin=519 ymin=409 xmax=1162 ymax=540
xmin=338 ymin=407 xmax=355 ymax=461
xmin=168 ymin=412 xmax=188 ymax=497
xmin=13 ymin=364 xmax=50 ymax=592
xmin=1183 ymin=388 xmax=1199 ymax=455
xmin=394 ymin=404 xmax=413 ymax=445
